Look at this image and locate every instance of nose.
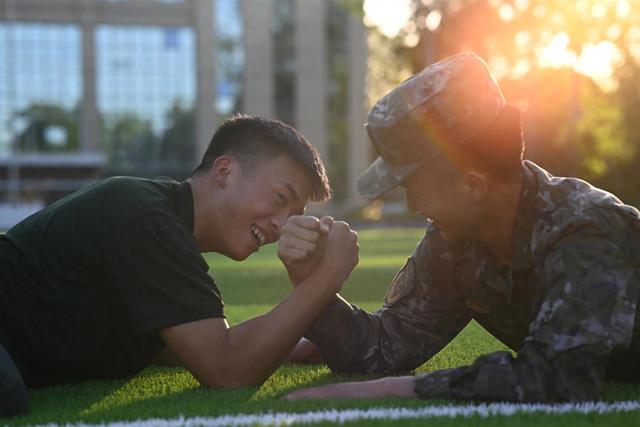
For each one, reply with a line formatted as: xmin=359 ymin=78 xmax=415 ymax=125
xmin=270 ymin=211 xmax=288 ymax=237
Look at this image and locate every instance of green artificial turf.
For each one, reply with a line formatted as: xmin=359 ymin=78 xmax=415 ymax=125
xmin=3 ymin=228 xmax=639 ymax=426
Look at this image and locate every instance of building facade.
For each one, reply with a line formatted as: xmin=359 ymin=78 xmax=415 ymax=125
xmin=0 ymin=0 xmax=369 ymax=228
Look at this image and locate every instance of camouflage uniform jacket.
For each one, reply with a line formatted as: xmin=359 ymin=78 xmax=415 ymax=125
xmin=307 ymin=160 xmax=640 ymax=402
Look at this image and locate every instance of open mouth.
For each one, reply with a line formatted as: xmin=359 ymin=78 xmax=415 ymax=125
xmin=251 ymin=224 xmax=266 ymax=246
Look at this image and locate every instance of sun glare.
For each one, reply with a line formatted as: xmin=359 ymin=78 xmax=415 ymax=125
xmin=617 ymin=0 xmax=631 ymax=18
xmin=591 ymin=3 xmax=607 ymax=19
xmin=362 ymin=0 xmax=633 ymax=92
xmin=498 ymin=3 xmax=515 ymax=21
xmin=425 ymin=10 xmax=442 ymax=32
xmin=538 ymin=33 xmax=576 ymax=69
xmin=576 ymin=41 xmax=624 ymax=91
xmin=363 ymin=0 xmax=414 ymax=38
xmin=535 ymin=30 xmax=625 ymax=91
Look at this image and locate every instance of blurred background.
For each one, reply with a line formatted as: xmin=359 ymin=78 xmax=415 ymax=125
xmin=1 ymin=0 xmax=639 ymax=230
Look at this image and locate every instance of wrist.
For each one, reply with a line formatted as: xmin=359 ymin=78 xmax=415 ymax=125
xmin=287 ymin=271 xmax=305 ymax=287
xmin=282 ymin=260 xmax=314 ymax=287
xmin=380 ymin=376 xmax=418 ymax=398
xmin=297 ymin=273 xmax=340 ymax=301
xmin=308 ymin=262 xmax=345 ymax=286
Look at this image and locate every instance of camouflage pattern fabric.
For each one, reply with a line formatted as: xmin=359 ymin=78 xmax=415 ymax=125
xmin=307 ymin=160 xmax=640 ymax=402
xmin=358 ymin=52 xmax=506 ymax=199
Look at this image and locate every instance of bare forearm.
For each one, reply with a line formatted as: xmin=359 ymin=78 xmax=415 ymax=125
xmin=285 ymin=375 xmax=417 ymax=400
xmin=165 ymin=219 xmax=358 ymax=388
xmin=216 ymin=275 xmax=340 ymax=386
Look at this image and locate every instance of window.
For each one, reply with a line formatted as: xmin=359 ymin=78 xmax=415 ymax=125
xmin=96 ymin=25 xmax=196 ymax=178
xmin=0 ymin=23 xmax=82 ymax=155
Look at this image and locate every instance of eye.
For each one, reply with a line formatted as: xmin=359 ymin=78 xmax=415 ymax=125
xmin=275 ymin=192 xmax=286 ymax=206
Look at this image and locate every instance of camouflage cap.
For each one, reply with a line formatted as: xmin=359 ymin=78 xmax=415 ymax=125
xmin=357 ymin=52 xmax=506 ymax=199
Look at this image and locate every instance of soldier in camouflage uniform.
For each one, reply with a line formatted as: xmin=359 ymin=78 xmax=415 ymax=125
xmin=282 ymin=52 xmax=640 ymax=402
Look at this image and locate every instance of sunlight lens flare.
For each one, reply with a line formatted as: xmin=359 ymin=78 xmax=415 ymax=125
xmin=576 ymin=41 xmax=624 ymax=91
xmin=537 ymin=31 xmax=624 ymax=92
xmin=538 ymin=32 xmax=577 ymax=69
xmin=363 ymin=0 xmax=415 ymax=38
xmin=361 ymin=0 xmax=630 ymax=92
xmin=425 ymin=10 xmax=442 ymax=32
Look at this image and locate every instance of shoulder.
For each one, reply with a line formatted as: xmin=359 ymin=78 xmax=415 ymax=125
xmin=415 ymin=222 xmax=451 ymax=261
xmin=97 ymin=176 xmax=179 ymax=210
xmin=84 ymin=176 xmax=187 ymax=233
xmin=383 ymin=223 xmax=470 ymax=308
xmin=526 ymin=161 xmax=640 ymax=251
xmin=526 ymin=161 xmax=626 ymax=216
xmin=414 ymin=222 xmax=473 ymax=281
xmin=417 ymin=222 xmax=479 ymax=264
xmin=93 ymin=176 xmax=178 ymax=199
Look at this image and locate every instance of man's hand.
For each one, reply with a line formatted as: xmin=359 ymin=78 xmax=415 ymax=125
xmin=278 ymin=215 xmax=333 ymax=285
xmin=310 ymin=220 xmax=359 ymax=293
xmin=283 ymin=376 xmax=417 ymax=400
xmin=160 ymin=220 xmax=354 ymax=389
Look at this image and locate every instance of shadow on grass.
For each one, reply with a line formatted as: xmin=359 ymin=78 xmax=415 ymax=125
xmin=4 ymin=365 xmax=436 ymax=426
xmin=4 ymin=363 xmax=640 ymax=427
xmin=8 ymin=378 xmax=124 ymax=426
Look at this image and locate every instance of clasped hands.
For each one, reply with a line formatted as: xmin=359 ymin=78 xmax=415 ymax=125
xmin=277 ymin=215 xmax=359 ymax=293
xmin=276 ymin=217 xmax=417 ymax=400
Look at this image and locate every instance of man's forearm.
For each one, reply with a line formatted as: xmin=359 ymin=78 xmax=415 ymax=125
xmin=216 ymin=275 xmax=342 ymax=386
xmin=305 ymin=295 xmax=387 ymax=374
xmin=305 ymin=294 xmax=353 ymax=344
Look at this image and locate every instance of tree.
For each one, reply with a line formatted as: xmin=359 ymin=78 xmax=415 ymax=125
xmin=158 ymin=101 xmax=196 ymax=179
xmin=362 ymin=0 xmax=640 ymax=205
xmin=12 ymin=103 xmax=79 ymax=153
xmin=101 ymin=112 xmax=155 ymax=176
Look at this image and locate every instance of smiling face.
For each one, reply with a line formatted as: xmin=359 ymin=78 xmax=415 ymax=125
xmin=193 ymin=153 xmax=313 ymax=260
xmin=401 ymin=162 xmax=485 ymax=241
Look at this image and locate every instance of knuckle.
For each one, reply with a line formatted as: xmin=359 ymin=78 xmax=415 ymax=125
xmin=334 ymin=222 xmax=348 ymax=233
xmin=303 ymin=215 xmax=320 ymax=226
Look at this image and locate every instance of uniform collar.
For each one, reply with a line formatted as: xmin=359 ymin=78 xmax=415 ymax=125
xmin=508 ymin=161 xmax=538 ymax=271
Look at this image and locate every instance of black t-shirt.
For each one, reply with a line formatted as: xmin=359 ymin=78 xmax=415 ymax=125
xmin=0 ymin=177 xmax=224 ymax=387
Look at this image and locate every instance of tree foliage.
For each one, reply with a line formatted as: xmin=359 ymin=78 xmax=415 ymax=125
xmin=101 ymin=101 xmax=195 ymax=179
xmin=364 ymin=0 xmax=640 ymax=205
xmin=12 ymin=103 xmax=79 ymax=153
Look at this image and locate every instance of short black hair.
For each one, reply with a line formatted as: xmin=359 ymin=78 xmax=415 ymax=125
xmin=192 ymin=113 xmax=331 ymax=202
xmin=439 ymin=104 xmax=525 ymax=181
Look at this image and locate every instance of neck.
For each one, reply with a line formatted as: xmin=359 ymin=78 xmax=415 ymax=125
xmin=188 ymin=174 xmax=221 ymax=252
xmin=476 ymin=171 xmax=524 ymax=265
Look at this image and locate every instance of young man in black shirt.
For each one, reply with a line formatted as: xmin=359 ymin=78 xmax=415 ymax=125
xmin=0 ymin=114 xmax=359 ymax=417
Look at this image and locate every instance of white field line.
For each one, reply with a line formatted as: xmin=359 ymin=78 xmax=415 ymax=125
xmin=17 ymin=401 xmax=640 ymax=427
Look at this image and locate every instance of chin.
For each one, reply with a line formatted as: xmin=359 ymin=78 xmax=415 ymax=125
xmin=228 ymin=249 xmax=253 ymax=261
xmin=220 ymin=243 xmax=254 ymax=261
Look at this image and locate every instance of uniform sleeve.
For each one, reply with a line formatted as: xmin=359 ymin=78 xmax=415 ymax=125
xmin=108 ymin=214 xmax=225 ymax=334
xmin=307 ymin=233 xmax=470 ymax=374
xmin=413 ymin=225 xmax=639 ymax=402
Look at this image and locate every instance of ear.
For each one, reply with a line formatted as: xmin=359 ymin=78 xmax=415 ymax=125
xmin=212 ymin=155 xmax=234 ymax=189
xmin=461 ymin=170 xmax=488 ymax=201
